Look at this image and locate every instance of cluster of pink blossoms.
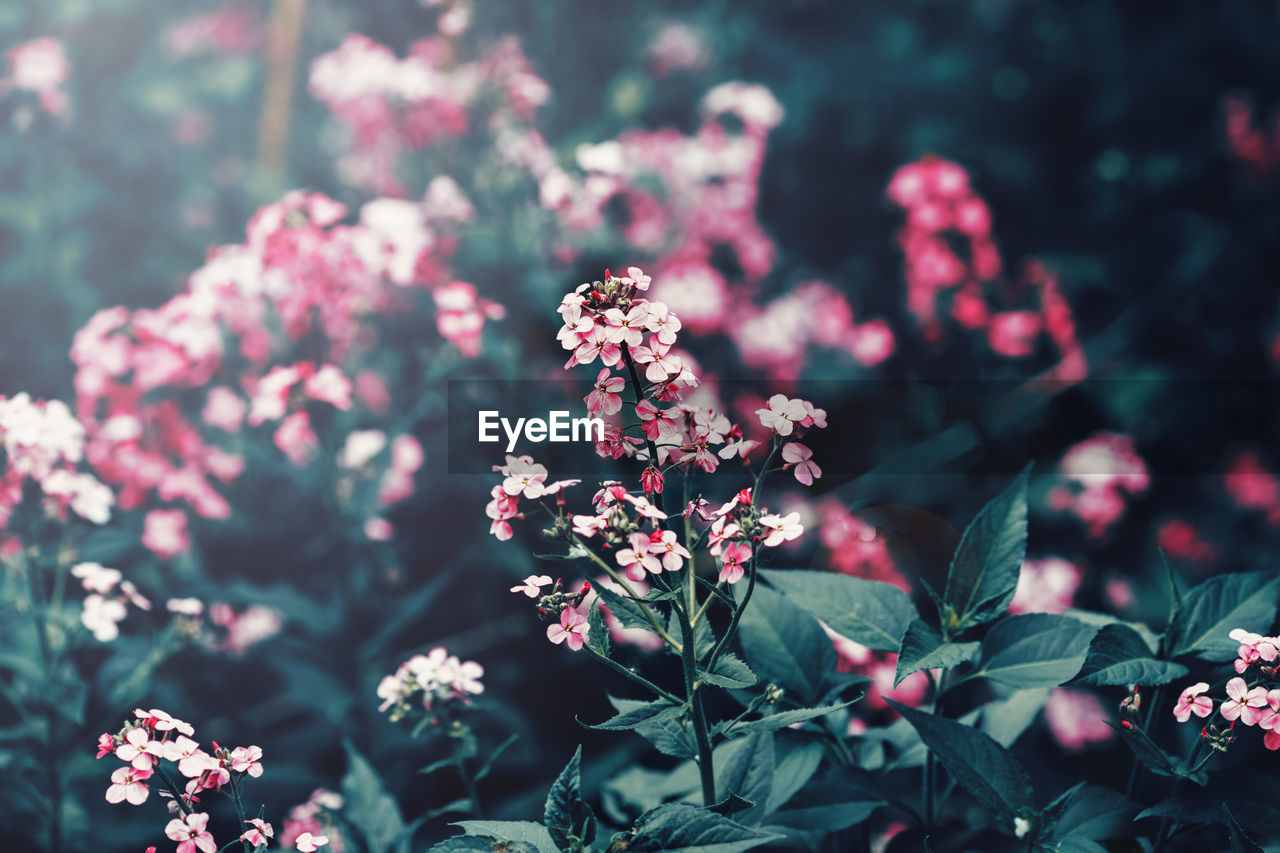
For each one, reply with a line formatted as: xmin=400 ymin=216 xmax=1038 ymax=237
xmin=72 ymin=562 xmax=151 ymax=642
xmin=1223 ymin=451 xmax=1280 ymax=526
xmin=887 ymin=157 xmax=1085 ymax=384
xmin=1 ymin=37 xmax=69 ymax=118
xmin=1048 ymin=432 xmax=1150 ymax=537
xmin=1172 ymin=628 xmax=1280 ymax=751
xmin=97 ymin=708 xmax=262 ymax=812
xmin=377 ymin=647 xmax=484 ymax=720
xmin=309 ymin=28 xmax=546 ymax=196
xmin=1225 ymin=95 xmax=1280 ymax=174
xmin=279 ymin=790 xmax=342 ymax=853
xmin=0 ymin=393 xmax=114 ymax=530
xmin=72 ymin=187 xmax=490 ymax=557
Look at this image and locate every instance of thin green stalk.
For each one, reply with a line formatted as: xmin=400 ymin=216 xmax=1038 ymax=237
xmin=572 ymin=537 xmax=681 ymax=650
xmin=228 ymin=775 xmax=253 ymax=853
xmin=581 ymin=643 xmax=682 ymax=705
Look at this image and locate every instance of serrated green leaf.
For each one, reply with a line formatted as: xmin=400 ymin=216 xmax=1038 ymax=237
xmin=887 ymin=699 xmax=1034 ymax=825
xmin=545 ymin=746 xmax=596 ymax=851
xmin=894 ymin=619 xmax=979 ymax=686
xmin=761 ymin=569 xmax=916 ymax=652
xmin=729 ymin=703 xmax=852 ymax=737
xmin=1165 ymin=572 xmax=1280 ymax=660
xmin=700 ymin=653 xmax=757 ymax=689
xmin=1072 ymin=624 xmax=1188 ymax=686
xmin=581 ymin=699 xmax=682 ymax=731
xmin=624 ymin=803 xmax=780 ymax=852
xmin=942 ymin=468 xmax=1029 ymax=632
xmin=594 ymin=582 xmax=661 ymax=634
xmin=973 ymin=614 xmax=1096 ymax=688
xmin=738 ymin=585 xmax=833 ymax=704
xmin=636 ymin=713 xmax=697 ymax=759
xmin=588 ymin=598 xmax=611 ymax=658
xmin=453 ymin=821 xmax=557 ymax=853
xmin=1110 ymin=722 xmax=1207 ymax=785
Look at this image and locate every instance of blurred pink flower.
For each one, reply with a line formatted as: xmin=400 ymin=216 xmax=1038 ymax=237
xmin=1043 ymin=689 xmax=1113 ymax=751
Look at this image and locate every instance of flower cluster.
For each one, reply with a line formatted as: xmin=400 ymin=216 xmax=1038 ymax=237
xmin=377 ymin=647 xmax=484 ymax=721
xmin=72 ymin=188 xmax=496 ymax=557
xmin=887 ymin=156 xmax=1085 ymax=383
xmin=1 ymin=37 xmax=69 ymax=118
xmin=0 ymin=393 xmax=115 ymax=532
xmin=73 ymin=562 xmax=151 ymax=642
xmin=1171 ymin=628 xmax=1280 ymax=752
xmin=97 ymin=708 xmax=264 ymax=810
xmin=279 ymin=790 xmax=343 ymax=853
xmin=1047 ymin=432 xmax=1150 ymax=537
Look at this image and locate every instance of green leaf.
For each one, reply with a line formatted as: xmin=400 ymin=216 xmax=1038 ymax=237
xmin=594 ymin=582 xmax=661 ymax=634
xmin=978 ymin=688 xmax=1051 ymax=748
xmin=1110 ymin=722 xmax=1207 ymax=785
xmin=427 ymin=837 xmax=539 ymax=852
xmin=972 ymin=614 xmax=1096 ymax=688
xmin=729 ymin=703 xmax=853 ymax=737
xmin=453 ymin=821 xmax=557 ymax=853
xmin=887 ymin=699 xmax=1034 ymax=825
xmin=769 ymin=769 xmax=884 ymax=833
xmin=894 ymin=619 xmax=980 ymax=686
xmin=738 ymin=585 xmax=833 ymax=704
xmin=1041 ymin=783 xmax=1137 ymax=842
xmin=544 ymin=746 xmax=596 ymax=851
xmin=942 ymin=468 xmax=1030 ymax=632
xmin=635 ymin=713 xmax=697 ymax=759
xmin=624 ymin=803 xmax=780 ymax=852
xmin=1072 ymin=624 xmax=1189 ymax=686
xmin=341 ymin=740 xmax=407 ymax=853
xmin=761 ymin=569 xmax=916 ymax=652
xmin=765 ymin=741 xmax=824 ymax=813
xmin=581 ymin=698 xmax=682 ymax=731
xmin=1165 ymin=572 xmax=1280 ymax=660
xmin=588 ymin=598 xmax=611 ymax=658
xmin=700 ymin=654 xmax=757 ymax=689
xmin=1226 ymin=804 xmax=1266 ymax=853
xmin=715 ymin=733 xmax=773 ymax=826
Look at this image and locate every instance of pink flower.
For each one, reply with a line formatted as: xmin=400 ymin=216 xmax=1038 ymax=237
xmin=115 ymin=728 xmax=163 ymax=771
xmin=781 ymin=442 xmax=821 ymax=485
xmin=1172 ymin=682 xmax=1213 ymax=723
xmin=640 ymin=465 xmax=664 ymax=496
xmin=585 ymin=368 xmax=625 ymax=417
xmin=510 ymin=575 xmax=553 ymax=598
xmin=106 ymin=765 xmax=153 ymax=805
xmin=1221 ymin=677 xmax=1269 ymax=725
xmin=620 ymin=266 xmax=652 ymax=291
xmin=166 ymin=812 xmax=217 ymax=853
xmin=759 ymin=512 xmax=803 ymax=547
xmin=546 ymin=608 xmax=589 ymax=651
xmin=501 ymin=455 xmax=548 ymax=499
xmin=756 ymin=394 xmax=807 ymax=436
xmin=648 ymin=530 xmax=691 ymax=572
xmin=275 ymin=410 xmax=318 ymax=466
xmin=718 ymin=542 xmax=751 ymax=585
xmin=143 ymin=509 xmax=190 ymax=559
xmin=229 ymin=745 xmax=264 ymax=777
xmin=295 ymin=832 xmax=330 ymax=852
xmin=1043 ymin=689 xmax=1113 ymax=751
xmin=96 ymin=732 xmax=115 ymax=759
xmin=603 ymin=304 xmax=650 ymax=348
xmin=573 ymin=327 xmax=621 ymax=368
xmin=81 ymin=594 xmax=127 ymax=642
xmin=635 ymin=399 xmax=679 ymax=442
xmin=136 ymin=708 xmax=195 ymax=736
xmin=631 ymin=340 xmax=680 ymax=382
xmin=617 ymin=532 xmax=662 ymax=581
xmin=241 ymin=819 xmax=274 ymax=847
xmin=570 ymin=514 xmax=608 ymax=538
xmin=644 ymin=302 xmax=681 ymax=346
xmin=163 ymin=736 xmax=212 ymax=778
xmin=706 ymin=517 xmax=740 ymax=556
xmin=303 ymin=364 xmax=353 ymax=410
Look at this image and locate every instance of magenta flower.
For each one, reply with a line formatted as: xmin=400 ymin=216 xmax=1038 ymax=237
xmin=1221 ymin=677 xmax=1268 ymax=725
xmin=586 ymin=368 xmax=625 ymax=417
xmin=706 ymin=517 xmax=740 ymax=556
xmin=547 ymin=608 xmax=590 ymax=651
xmin=640 ymin=466 xmax=664 ymax=496
xmin=573 ymin=327 xmax=622 ymax=368
xmin=510 ymin=575 xmax=553 ymax=598
xmin=1172 ymin=682 xmax=1213 ymax=723
xmin=781 ymin=442 xmax=821 ymax=485
xmin=166 ymin=812 xmax=216 ymax=853
xmin=105 ymin=765 xmax=153 ymax=805
xmin=241 ymin=819 xmax=274 ymax=847
xmin=95 ymin=732 xmax=115 ymax=759
xmin=718 ymin=542 xmax=752 ymax=585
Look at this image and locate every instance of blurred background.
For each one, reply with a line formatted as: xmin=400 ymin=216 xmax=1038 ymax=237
xmin=2 ymin=1 xmax=1279 ymax=850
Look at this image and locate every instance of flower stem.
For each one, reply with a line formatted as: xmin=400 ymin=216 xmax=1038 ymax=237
xmin=581 ymin=643 xmax=681 ymax=705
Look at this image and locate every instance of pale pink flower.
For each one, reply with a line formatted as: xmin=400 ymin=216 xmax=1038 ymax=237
xmin=1221 ymin=677 xmax=1269 ymax=725
xmin=115 ymin=728 xmax=163 ymax=771
xmin=167 ymin=598 xmax=204 ymax=617
xmin=573 ymin=327 xmax=622 ymax=368
xmin=106 ymin=765 xmax=153 ymax=805
xmin=71 ymin=561 xmax=121 ymax=594
xmin=304 ymin=364 xmax=353 ymax=410
xmin=756 ymin=394 xmax=807 ymax=436
xmin=617 ymin=532 xmax=662 ymax=581
xmin=620 ymin=266 xmax=652 ymax=291
xmin=648 ymin=530 xmax=691 ymax=572
xmin=229 ymin=745 xmax=264 ymax=777
xmin=706 ymin=516 xmax=740 ymax=556
xmin=781 ymin=442 xmax=821 ymax=485
xmin=631 ymin=340 xmax=681 ymax=382
xmin=718 ymin=542 xmax=751 ymax=585
xmin=1043 ymin=688 xmax=1114 ymax=751
xmin=603 ymin=304 xmax=650 ymax=348
xmin=510 ymin=575 xmax=553 ymax=598
xmin=164 ymin=736 xmax=212 ymax=778
xmin=143 ymin=509 xmax=190 ymax=559
xmin=241 ymin=819 xmax=274 ymax=847
xmin=296 ymin=832 xmax=329 ymax=852
xmin=546 ymin=608 xmax=589 ymax=651
xmin=759 ymin=512 xmax=803 ymax=547
xmin=82 ymin=594 xmax=127 ymax=642
xmin=571 ymin=514 xmax=608 ymax=538
xmin=275 ymin=410 xmax=318 ymax=466
xmin=501 ymin=455 xmax=548 ymax=499
xmin=1009 ymin=557 xmax=1082 ymax=615
xmin=136 ymin=708 xmax=195 ymax=736
xmin=635 ymin=399 xmax=679 ymax=442
xmin=644 ymin=302 xmax=681 ymax=346
xmin=586 ymin=368 xmax=626 ymax=417
xmin=1258 ymin=689 xmax=1280 ymax=731
xmin=167 ymin=812 xmax=217 ymax=853
xmin=202 ymin=386 xmax=245 ymax=432
xmin=1172 ymin=682 xmax=1213 ymax=723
